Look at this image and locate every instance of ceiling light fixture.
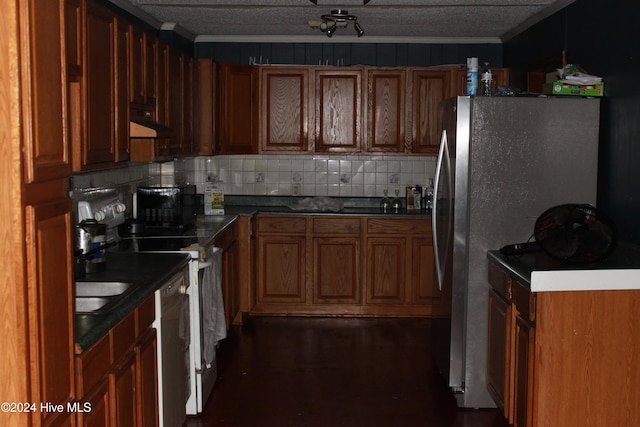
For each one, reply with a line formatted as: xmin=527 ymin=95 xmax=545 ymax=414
xmin=311 ymin=10 xmax=364 ymax=37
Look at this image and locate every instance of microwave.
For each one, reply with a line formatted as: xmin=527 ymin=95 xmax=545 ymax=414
xmin=136 ymin=185 xmax=197 ymax=229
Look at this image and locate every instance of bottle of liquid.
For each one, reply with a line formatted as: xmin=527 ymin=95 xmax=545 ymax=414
xmin=380 ymin=189 xmax=391 ymax=213
xmin=406 ymin=186 xmax=415 ymax=211
xmin=481 ymin=62 xmax=493 ymax=96
xmin=424 ymin=178 xmax=434 ymax=214
xmin=391 ymin=189 xmax=402 ymax=213
xmin=466 ymin=57 xmax=478 ymax=96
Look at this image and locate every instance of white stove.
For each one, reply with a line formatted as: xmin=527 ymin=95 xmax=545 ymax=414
xmin=75 ymin=193 xmax=225 ymax=422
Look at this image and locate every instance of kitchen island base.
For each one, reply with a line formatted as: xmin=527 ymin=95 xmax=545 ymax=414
xmin=488 ymin=254 xmax=640 ymax=427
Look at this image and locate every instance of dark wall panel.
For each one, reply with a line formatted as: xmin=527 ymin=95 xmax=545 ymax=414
xmin=504 ymin=0 xmax=640 ymax=244
xmin=194 ymin=41 xmax=503 ymax=68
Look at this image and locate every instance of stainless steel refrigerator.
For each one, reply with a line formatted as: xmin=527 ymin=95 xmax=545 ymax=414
xmin=432 ymin=96 xmax=600 ymax=408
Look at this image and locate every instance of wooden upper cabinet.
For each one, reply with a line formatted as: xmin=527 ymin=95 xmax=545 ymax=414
xmin=144 ymin=33 xmax=158 ymax=108
xmin=217 ymin=63 xmax=259 ymax=154
xmin=167 ymin=46 xmax=184 ymax=154
xmin=130 ymin=25 xmax=145 ymax=106
xmin=130 ymin=26 xmax=158 ymax=108
xmin=183 ymin=56 xmax=197 ymax=155
xmin=156 ymin=41 xmax=168 ymax=126
xmin=114 ymin=17 xmax=130 ymax=163
xmin=64 ymin=0 xmax=82 ymax=80
xmin=365 ymin=68 xmax=406 ymax=153
xmin=198 ymin=59 xmax=216 ymax=155
xmin=23 ymin=0 xmax=70 ymax=183
xmin=82 ymin=1 xmax=116 ymax=168
xmin=260 ymin=67 xmax=309 ymax=152
xmin=410 ymin=69 xmax=451 ymax=155
xmin=314 ymin=68 xmax=362 ymax=153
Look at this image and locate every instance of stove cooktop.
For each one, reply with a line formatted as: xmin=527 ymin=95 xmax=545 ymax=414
xmin=115 ymin=236 xmax=199 ymax=253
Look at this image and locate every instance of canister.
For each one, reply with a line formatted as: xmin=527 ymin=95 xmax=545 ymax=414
xmin=78 ymin=219 xmax=107 ymax=273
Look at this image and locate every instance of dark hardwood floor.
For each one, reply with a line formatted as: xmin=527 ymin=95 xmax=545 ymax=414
xmin=184 ymin=316 xmax=508 ymax=427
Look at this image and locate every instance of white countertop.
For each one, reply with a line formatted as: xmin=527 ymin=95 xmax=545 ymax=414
xmin=489 ymin=241 xmax=640 ymax=292
xmin=530 ymin=268 xmax=640 ymax=292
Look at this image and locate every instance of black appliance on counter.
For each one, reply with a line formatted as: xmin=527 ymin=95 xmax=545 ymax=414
xmin=136 ymin=185 xmax=197 ymax=229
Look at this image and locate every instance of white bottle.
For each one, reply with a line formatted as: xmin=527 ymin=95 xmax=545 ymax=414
xmin=481 ymin=62 xmax=493 ymax=96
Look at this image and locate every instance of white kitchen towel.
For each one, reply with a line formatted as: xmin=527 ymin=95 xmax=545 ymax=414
xmin=202 ymin=246 xmax=226 ymax=366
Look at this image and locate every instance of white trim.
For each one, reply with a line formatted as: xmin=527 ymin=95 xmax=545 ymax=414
xmin=194 ymin=34 xmax=503 ymax=44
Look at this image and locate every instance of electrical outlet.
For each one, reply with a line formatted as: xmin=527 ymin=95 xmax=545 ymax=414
xmin=292 ymin=183 xmax=301 ymax=196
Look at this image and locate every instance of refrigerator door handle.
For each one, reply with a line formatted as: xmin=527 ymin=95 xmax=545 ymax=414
xmin=432 ymin=130 xmax=449 ymax=291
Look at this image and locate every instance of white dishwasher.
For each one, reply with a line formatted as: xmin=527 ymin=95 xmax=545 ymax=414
xmin=154 ymin=266 xmax=190 ymax=427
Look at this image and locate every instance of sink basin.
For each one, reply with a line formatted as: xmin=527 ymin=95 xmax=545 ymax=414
xmin=75 ymin=297 xmax=115 ymax=314
xmin=75 ymin=281 xmax=133 ymax=297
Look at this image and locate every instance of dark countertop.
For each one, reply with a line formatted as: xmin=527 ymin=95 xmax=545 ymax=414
xmin=75 ymin=252 xmax=190 ymax=352
xmin=221 ymin=195 xmax=431 ymax=218
xmin=487 ymin=241 xmax=640 ymax=290
xmin=75 ymin=197 xmax=430 ymax=352
xmin=224 ymin=205 xmax=430 ymax=217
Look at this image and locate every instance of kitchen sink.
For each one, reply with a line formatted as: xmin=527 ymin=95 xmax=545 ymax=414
xmin=75 ymin=297 xmax=115 ymax=314
xmin=75 ymin=281 xmax=133 ymax=297
xmin=75 ymin=280 xmax=140 ymax=314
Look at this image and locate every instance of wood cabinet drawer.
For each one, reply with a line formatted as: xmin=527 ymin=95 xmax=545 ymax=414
xmin=488 ymin=261 xmax=509 ymax=300
xmin=257 ymin=215 xmax=306 ymax=233
xmin=215 ymin=220 xmax=238 ymax=250
xmin=76 ymin=334 xmax=110 ymax=396
xmin=366 ymin=217 xmax=431 ymax=234
xmin=312 ymin=217 xmax=361 ymax=234
xmin=512 ymin=279 xmax=535 ymax=323
xmin=110 ymin=311 xmax=135 ymax=364
xmin=136 ymin=295 xmax=155 ymax=336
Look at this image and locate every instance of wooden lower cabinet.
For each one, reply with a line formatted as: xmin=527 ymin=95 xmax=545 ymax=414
xmin=215 ymin=219 xmax=241 ymax=327
xmin=487 ymin=258 xmax=640 ymax=427
xmin=253 ymin=215 xmax=436 ymax=316
xmin=136 ymin=329 xmax=158 ymax=427
xmin=513 ymin=315 xmax=534 ymax=427
xmin=78 ymin=379 xmax=110 ymax=427
xmin=109 ymin=351 xmax=137 ymax=426
xmin=365 ymin=237 xmax=405 ymax=304
xmin=75 ymin=297 xmax=158 ymax=427
xmin=257 ymin=234 xmax=306 ymax=303
xmin=313 ymin=236 xmax=361 ymax=304
xmin=487 ymin=261 xmax=537 ymax=427
xmin=487 ymin=288 xmax=509 ymax=415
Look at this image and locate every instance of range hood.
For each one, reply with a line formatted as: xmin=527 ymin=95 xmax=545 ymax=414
xmin=130 ymin=119 xmax=175 ymax=139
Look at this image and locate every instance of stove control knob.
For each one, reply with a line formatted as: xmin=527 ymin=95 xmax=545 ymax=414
xmin=94 ymin=210 xmax=106 ymax=221
xmin=114 ymin=202 xmax=127 ymax=214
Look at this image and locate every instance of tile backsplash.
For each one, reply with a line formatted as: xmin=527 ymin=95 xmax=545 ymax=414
xmin=70 ymin=154 xmax=437 ymax=221
xmin=178 ymin=154 xmax=436 ymax=198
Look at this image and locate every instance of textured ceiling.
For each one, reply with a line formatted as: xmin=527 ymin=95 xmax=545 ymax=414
xmin=110 ymin=0 xmax=573 ymax=43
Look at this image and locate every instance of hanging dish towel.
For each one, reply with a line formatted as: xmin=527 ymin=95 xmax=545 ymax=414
xmin=201 ymin=246 xmax=226 ymax=367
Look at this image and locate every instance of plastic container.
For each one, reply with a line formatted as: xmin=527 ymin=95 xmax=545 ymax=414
xmin=466 ymin=57 xmax=478 ymax=96
xmin=204 ymin=184 xmax=225 ymax=215
xmin=406 ymin=185 xmax=422 ymax=212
